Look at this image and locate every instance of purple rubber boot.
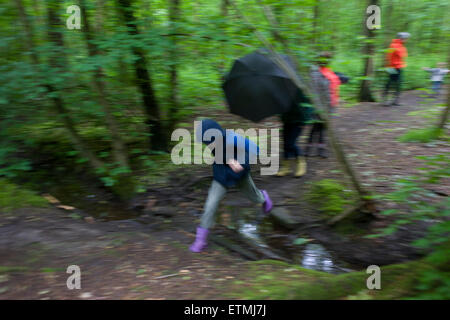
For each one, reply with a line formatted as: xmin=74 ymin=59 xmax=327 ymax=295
xmin=261 ymin=190 xmax=273 ymax=214
xmin=189 ymin=227 xmax=209 ymax=253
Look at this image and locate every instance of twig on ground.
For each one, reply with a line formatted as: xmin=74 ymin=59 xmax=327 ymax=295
xmin=153 ymin=273 xmax=180 ymax=280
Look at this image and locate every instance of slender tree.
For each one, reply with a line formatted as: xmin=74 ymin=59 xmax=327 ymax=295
xmin=358 ymin=0 xmax=379 ymax=102
xmin=377 ymin=0 xmax=394 ymax=71
xmin=95 ymin=0 xmax=105 ymax=33
xmin=116 ymin=0 xmax=167 ymax=151
xmin=218 ymin=0 xmax=229 ymax=75
xmin=78 ymin=0 xmax=129 ymax=168
xmin=312 ymin=0 xmax=320 ymax=47
xmin=437 ymin=47 xmax=450 ymax=130
xmin=168 ymin=0 xmax=181 ymax=132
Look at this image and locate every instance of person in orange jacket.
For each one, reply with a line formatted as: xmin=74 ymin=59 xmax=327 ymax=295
xmin=382 ymin=32 xmax=410 ymax=106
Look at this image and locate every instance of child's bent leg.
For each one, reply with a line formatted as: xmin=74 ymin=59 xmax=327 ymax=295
xmin=237 ymin=174 xmax=265 ymax=204
xmin=238 ymin=174 xmax=273 ymax=216
xmin=200 ymin=180 xmax=227 ymax=229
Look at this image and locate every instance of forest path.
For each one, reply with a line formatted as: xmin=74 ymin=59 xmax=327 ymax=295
xmin=0 ymin=89 xmax=448 ymax=299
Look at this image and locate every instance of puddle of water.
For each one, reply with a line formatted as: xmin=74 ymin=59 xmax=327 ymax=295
xmin=240 ymin=222 xmax=261 ymax=240
xmin=296 ymin=243 xmax=352 ymax=274
xmin=300 ymin=243 xmax=334 ymax=272
xmin=239 ymin=222 xmax=270 ymax=248
xmin=238 ymin=220 xmax=352 ymax=274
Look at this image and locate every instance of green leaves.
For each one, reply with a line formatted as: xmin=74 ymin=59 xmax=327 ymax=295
xmin=100 ymin=176 xmax=115 ymax=187
xmin=0 ymin=144 xmax=32 ymax=178
xmin=0 ymin=179 xmax=48 ymax=211
xmin=306 ymin=179 xmax=356 ymax=217
xmin=365 ymin=154 xmax=449 ymax=289
xmin=293 ymin=238 xmax=311 ymax=246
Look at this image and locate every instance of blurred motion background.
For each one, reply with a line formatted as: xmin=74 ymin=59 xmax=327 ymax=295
xmin=0 ymin=0 xmax=449 ymax=300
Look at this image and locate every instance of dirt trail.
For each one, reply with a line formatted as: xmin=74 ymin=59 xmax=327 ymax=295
xmin=0 ymin=89 xmax=448 ymax=299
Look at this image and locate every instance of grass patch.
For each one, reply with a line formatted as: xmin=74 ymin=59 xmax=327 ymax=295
xmin=40 ymin=267 xmax=65 ymax=273
xmin=398 ymin=127 xmax=444 ymax=143
xmin=0 ymin=179 xmax=48 ymax=212
xmin=0 ymin=266 xmax=30 ymax=273
xmin=228 ymin=259 xmax=436 ymax=300
xmin=306 ymin=179 xmax=356 ymax=217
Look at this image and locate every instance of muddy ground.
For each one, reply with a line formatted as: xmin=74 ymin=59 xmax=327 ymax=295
xmin=0 ymin=89 xmax=448 ymax=299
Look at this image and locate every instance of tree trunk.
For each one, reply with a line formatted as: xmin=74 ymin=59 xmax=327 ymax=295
xmin=437 ymin=47 xmax=450 ymax=130
xmin=438 ymin=93 xmax=450 ymax=130
xmin=378 ymin=0 xmax=393 ymax=71
xmin=218 ymin=0 xmax=229 ymax=76
xmin=79 ymin=0 xmax=130 ymax=168
xmin=15 ymin=0 xmax=104 ymax=172
xmin=221 ymin=0 xmax=229 ymax=16
xmin=312 ymin=0 xmax=320 ymax=47
xmin=95 ymin=0 xmax=105 ymax=33
xmin=358 ymin=0 xmax=378 ymax=102
xmin=116 ymin=0 xmax=167 ymax=152
xmin=168 ymin=0 xmax=180 ymax=132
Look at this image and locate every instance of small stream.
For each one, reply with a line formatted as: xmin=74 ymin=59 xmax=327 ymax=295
xmin=44 ymin=178 xmax=353 ymax=274
xmin=238 ymin=220 xmax=353 ymax=274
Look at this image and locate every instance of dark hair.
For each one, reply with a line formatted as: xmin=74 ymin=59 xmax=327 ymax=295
xmin=317 ymin=51 xmax=333 ymax=66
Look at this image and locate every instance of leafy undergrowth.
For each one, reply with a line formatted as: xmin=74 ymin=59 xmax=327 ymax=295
xmin=227 ymin=259 xmax=443 ymax=300
xmin=0 ymin=179 xmax=48 ymax=212
xmin=306 ymin=179 xmax=356 ymax=217
xmin=398 ymin=126 xmax=445 ymax=143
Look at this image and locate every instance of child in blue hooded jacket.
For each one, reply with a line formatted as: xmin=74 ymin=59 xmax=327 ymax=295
xmin=190 ymin=119 xmax=273 ymax=253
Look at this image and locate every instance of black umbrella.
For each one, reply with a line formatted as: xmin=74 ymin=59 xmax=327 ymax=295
xmin=222 ymin=50 xmax=300 ymax=122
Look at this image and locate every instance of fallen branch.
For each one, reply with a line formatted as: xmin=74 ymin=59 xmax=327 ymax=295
xmin=153 ymin=273 xmax=180 ymax=280
xmin=326 ymin=205 xmax=361 ymax=226
xmin=209 ymin=234 xmax=259 ymax=260
xmin=237 ymin=234 xmax=291 ymax=263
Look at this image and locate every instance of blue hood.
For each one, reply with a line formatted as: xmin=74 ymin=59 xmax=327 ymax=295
xmin=196 ymin=119 xmax=225 ymax=145
xmin=195 ymin=118 xmax=260 ymax=188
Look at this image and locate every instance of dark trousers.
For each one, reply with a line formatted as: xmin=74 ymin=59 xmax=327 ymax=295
xmin=384 ymin=68 xmax=402 ymax=100
xmin=431 ymin=81 xmax=443 ymax=94
xmin=283 ymin=123 xmax=303 ymax=159
xmin=308 ymin=122 xmax=325 ymax=144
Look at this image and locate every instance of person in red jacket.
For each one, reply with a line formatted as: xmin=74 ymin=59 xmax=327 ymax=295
xmin=382 ymin=32 xmax=410 ymax=106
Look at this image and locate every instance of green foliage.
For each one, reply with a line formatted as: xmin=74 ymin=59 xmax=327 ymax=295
xmin=0 ymin=0 xmax=448 ymax=199
xmin=306 ymin=179 xmax=355 ymax=217
xmin=0 ymin=147 xmax=32 ymax=179
xmin=366 ymin=154 xmax=450 ymax=298
xmin=293 ymin=238 xmax=310 ymax=246
xmin=0 ymin=179 xmax=48 ymax=212
xmin=229 ymin=259 xmax=433 ymax=300
xmin=367 ymin=154 xmax=449 ymax=238
xmin=398 ymin=126 xmax=444 ymax=143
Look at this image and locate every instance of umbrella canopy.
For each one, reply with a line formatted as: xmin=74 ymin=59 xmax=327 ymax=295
xmin=222 ymin=50 xmax=300 ymax=122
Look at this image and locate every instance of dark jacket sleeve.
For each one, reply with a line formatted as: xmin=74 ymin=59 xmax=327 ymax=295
xmin=335 ymin=72 xmax=350 ymax=84
xmin=281 ymin=89 xmax=314 ymax=125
